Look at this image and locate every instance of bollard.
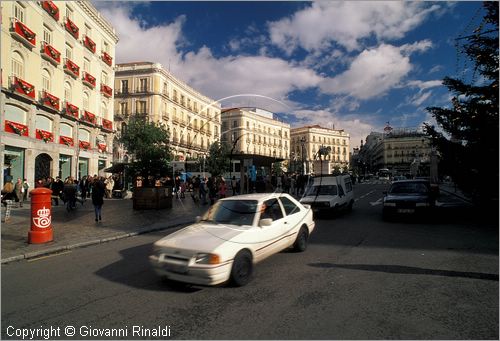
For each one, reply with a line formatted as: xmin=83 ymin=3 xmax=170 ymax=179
xmin=28 ymin=187 xmax=53 ymax=244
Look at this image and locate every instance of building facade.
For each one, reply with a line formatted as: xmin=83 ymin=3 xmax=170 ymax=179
xmin=114 ymin=62 xmax=221 ymax=162
xmin=1 ymin=1 xmax=118 ymax=188
xmin=220 ymin=107 xmax=290 ymax=159
xmin=290 ymin=125 xmax=350 ymax=174
xmin=356 ymin=127 xmax=432 ymax=177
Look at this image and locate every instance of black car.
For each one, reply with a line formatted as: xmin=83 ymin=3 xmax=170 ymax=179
xmin=382 ymin=179 xmax=437 ymax=220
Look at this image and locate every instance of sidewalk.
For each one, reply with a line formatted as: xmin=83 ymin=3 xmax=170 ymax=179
xmin=438 ymin=182 xmax=473 ymax=204
xmin=1 ymin=194 xmax=209 ymax=264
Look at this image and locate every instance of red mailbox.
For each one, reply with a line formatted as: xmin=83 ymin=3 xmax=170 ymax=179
xmin=28 ymin=187 xmax=53 ymax=244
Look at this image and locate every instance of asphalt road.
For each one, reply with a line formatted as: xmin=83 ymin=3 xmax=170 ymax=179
xmin=2 ymin=183 xmax=498 ymax=339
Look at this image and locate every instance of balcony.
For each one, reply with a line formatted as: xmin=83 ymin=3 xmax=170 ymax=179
xmin=63 ymin=101 xmax=79 ymax=120
xmin=100 ymin=84 xmax=113 ymax=98
xmin=64 ymin=58 xmax=80 ymax=78
xmin=41 ymin=41 xmax=61 ymax=65
xmin=102 ymin=51 xmax=113 ymax=66
xmin=5 ymin=120 xmax=29 ymax=136
xmin=11 ymin=76 xmax=35 ymax=101
xmin=11 ymin=18 xmax=36 ymax=48
xmin=36 ymin=128 xmax=54 ymax=143
xmin=40 ymin=91 xmax=60 ymax=111
xmin=65 ymin=17 xmax=79 ymax=39
xmin=83 ymin=35 xmax=96 ymax=54
xmin=97 ymin=142 xmax=107 ymax=153
xmin=59 ymin=135 xmax=74 ymax=147
xmin=101 ymin=118 xmax=113 ymax=131
xmin=82 ymin=71 xmax=96 ymax=88
xmin=41 ymin=1 xmax=59 ymax=21
xmin=79 ymin=140 xmax=91 ymax=151
xmin=135 ymin=87 xmax=149 ymax=94
xmin=81 ymin=110 xmax=96 ymax=126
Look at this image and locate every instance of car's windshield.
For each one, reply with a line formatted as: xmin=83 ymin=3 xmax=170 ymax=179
xmin=389 ymin=182 xmax=429 ymax=194
xmin=201 ymin=200 xmax=257 ymax=226
xmin=305 ymin=185 xmax=338 ymax=196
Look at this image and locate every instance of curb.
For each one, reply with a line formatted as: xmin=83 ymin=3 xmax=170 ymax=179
xmin=1 ymin=219 xmax=194 ymax=265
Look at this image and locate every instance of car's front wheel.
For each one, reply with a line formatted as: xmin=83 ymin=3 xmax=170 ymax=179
xmin=229 ymin=250 xmax=253 ymax=287
xmin=293 ymin=226 xmax=309 ymax=252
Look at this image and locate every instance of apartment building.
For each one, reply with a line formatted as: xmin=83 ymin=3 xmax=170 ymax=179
xmin=1 ymin=1 xmax=118 ymax=188
xmin=114 ymin=62 xmax=222 ymax=162
xmin=290 ymin=125 xmax=350 ymax=174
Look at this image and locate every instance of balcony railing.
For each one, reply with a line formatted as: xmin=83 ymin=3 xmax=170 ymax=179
xmin=83 ymin=35 xmax=96 ymax=53
xmin=102 ymin=51 xmax=113 ymax=66
xmin=64 ymin=58 xmax=80 ymax=78
xmin=100 ymin=84 xmax=113 ymax=98
xmin=11 ymin=76 xmax=35 ymax=100
xmin=64 ymin=101 xmax=79 ymax=119
xmin=40 ymin=90 xmax=60 ymax=111
xmin=11 ymin=18 xmax=36 ymax=48
xmin=82 ymin=71 xmax=96 ymax=88
xmin=41 ymin=41 xmax=61 ymax=65
xmin=41 ymin=1 xmax=60 ymax=21
xmin=65 ymin=17 xmax=79 ymax=39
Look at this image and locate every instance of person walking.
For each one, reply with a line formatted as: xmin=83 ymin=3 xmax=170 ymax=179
xmin=91 ymin=177 xmax=105 ymax=222
xmin=14 ymin=178 xmax=24 ymax=207
xmin=22 ymin=179 xmax=29 ymax=202
xmin=104 ymin=176 xmax=114 ymax=199
xmin=231 ymin=176 xmax=238 ymax=196
xmin=218 ymin=178 xmax=227 ymax=199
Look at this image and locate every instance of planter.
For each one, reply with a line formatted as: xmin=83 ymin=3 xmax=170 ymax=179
xmin=133 ymin=186 xmax=173 ymax=210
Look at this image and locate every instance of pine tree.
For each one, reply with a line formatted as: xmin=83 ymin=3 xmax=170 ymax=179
xmin=424 ymin=2 xmax=498 ymax=207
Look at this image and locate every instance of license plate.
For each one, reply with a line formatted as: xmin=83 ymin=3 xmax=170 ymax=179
xmin=397 ymin=208 xmax=415 ymax=214
xmin=164 ymin=263 xmax=188 ymax=274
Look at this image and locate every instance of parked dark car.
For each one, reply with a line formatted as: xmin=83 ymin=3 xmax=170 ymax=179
xmin=382 ymin=179 xmax=437 ymax=220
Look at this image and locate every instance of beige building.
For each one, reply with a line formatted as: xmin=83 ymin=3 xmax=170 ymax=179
xmin=1 ymin=1 xmax=118 ymax=187
xmin=114 ymin=62 xmax=221 ymax=162
xmin=290 ymin=125 xmax=350 ymax=174
xmin=221 ymin=107 xmax=290 ymax=160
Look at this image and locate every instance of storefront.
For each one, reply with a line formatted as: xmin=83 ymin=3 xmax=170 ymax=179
xmin=3 ymin=146 xmax=25 ymax=183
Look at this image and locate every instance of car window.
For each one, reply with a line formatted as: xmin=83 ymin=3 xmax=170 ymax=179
xmin=202 ymin=200 xmax=257 ymax=226
xmin=305 ymin=185 xmax=338 ymax=196
xmin=260 ymin=198 xmax=284 ymax=221
xmin=345 ymin=179 xmax=352 ymax=193
xmin=279 ymin=196 xmax=300 ymax=216
xmin=389 ymin=182 xmax=429 ymax=194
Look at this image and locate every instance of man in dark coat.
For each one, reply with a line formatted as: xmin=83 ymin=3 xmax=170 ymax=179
xmin=91 ymin=177 xmax=105 ymax=222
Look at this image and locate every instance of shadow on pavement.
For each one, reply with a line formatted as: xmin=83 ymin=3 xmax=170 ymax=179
xmin=309 ymin=263 xmax=499 ymax=281
xmin=94 ymin=242 xmax=202 ymax=294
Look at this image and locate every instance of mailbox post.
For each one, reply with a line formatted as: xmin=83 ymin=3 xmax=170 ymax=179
xmin=28 ymin=187 xmax=53 ymax=244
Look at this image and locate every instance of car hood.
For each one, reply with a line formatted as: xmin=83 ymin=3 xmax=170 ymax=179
xmin=154 ymin=223 xmax=249 ymax=252
xmin=300 ymin=195 xmax=331 ymax=203
xmin=385 ymin=194 xmax=429 ymax=202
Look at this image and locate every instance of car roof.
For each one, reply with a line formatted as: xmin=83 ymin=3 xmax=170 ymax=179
xmin=220 ymin=193 xmax=291 ymax=202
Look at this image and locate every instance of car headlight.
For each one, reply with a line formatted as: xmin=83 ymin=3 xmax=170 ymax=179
xmin=383 ymin=202 xmax=396 ymax=207
xmin=194 ymin=253 xmax=220 ymax=264
xmin=416 ymin=202 xmax=429 ymax=207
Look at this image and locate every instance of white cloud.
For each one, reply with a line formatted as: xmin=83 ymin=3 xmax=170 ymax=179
xmin=411 ymin=91 xmax=432 ymax=106
xmin=407 ymin=79 xmax=443 ymax=90
xmin=268 ymin=2 xmax=441 ymax=53
xmin=319 ymin=44 xmax=412 ymax=100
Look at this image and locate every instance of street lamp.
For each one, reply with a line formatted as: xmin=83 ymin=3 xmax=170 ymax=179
xmin=300 ymin=136 xmax=306 ymax=175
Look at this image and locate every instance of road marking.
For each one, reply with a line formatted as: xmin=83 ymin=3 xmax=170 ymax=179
xmin=370 ymin=198 xmax=383 ymax=206
xmin=355 ymin=190 xmax=376 ymax=202
xmin=27 ymin=250 xmax=72 ymax=262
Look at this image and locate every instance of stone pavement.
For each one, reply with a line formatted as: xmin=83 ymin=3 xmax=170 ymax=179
xmin=1 ymin=193 xmax=209 ymax=264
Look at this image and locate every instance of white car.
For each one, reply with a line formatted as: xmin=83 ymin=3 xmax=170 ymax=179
xmin=300 ymin=175 xmax=354 ymax=213
xmin=150 ymin=193 xmax=315 ymax=286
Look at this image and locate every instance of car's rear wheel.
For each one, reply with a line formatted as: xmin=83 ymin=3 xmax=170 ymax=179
xmin=230 ymin=250 xmax=253 ymax=287
xmin=293 ymin=226 xmax=309 ymax=252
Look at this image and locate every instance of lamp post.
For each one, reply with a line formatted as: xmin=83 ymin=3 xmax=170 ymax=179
xmin=300 ymin=136 xmax=306 ymax=175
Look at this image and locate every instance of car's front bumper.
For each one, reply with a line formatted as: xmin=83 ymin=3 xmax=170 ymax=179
xmin=149 ymin=255 xmax=233 ymax=286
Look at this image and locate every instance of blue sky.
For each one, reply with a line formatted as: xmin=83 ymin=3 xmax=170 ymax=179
xmin=94 ymin=1 xmax=486 ymax=150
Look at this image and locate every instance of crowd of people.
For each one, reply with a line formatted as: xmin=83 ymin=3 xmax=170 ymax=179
xmin=1 ymin=174 xmax=122 ymax=222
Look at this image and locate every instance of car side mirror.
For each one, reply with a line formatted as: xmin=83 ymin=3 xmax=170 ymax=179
xmin=195 ymin=216 xmax=202 ymax=223
xmin=259 ymin=218 xmax=273 ymax=227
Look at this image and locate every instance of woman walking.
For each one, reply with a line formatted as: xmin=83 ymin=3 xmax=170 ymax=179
xmin=91 ymin=177 xmax=105 ymax=222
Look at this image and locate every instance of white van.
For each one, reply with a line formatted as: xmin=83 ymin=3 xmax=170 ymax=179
xmin=299 ymin=175 xmax=354 ymax=213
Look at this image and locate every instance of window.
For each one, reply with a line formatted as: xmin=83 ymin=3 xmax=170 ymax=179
xmin=137 ymin=101 xmax=147 ymax=113
xmin=11 ymin=51 xmax=24 ymax=78
xmin=84 ymin=24 xmax=91 ymax=38
xmin=43 ymin=26 xmax=52 ymax=45
xmin=101 ymin=72 xmax=108 ymax=85
xmin=260 ymin=199 xmax=284 ymax=221
xmin=13 ymin=2 xmax=25 ymax=22
xmin=345 ymin=179 xmax=353 ymax=193
xmin=65 ymin=5 xmax=73 ymax=20
xmin=83 ymin=58 xmax=90 ymax=72
xmin=279 ymin=196 xmax=300 ymax=216
xmin=41 ymin=69 xmax=50 ymax=91
xmin=233 ymin=120 xmax=237 ymax=128
xmin=121 ymin=80 xmax=128 ymax=93
xmin=139 ymin=78 xmax=147 ymax=92
xmin=163 ymin=82 xmax=168 ymax=95
xmin=120 ymin=102 xmax=128 ymax=115
xmin=65 ymin=43 xmax=73 ymax=60
xmin=82 ymin=92 xmax=89 ymax=110
xmin=194 ymin=102 xmax=198 ymax=112
xmin=101 ymin=101 xmax=107 ymax=117
xmin=60 ymin=123 xmax=72 ymax=137
xmin=35 ymin=115 xmax=53 ymax=132
xmin=64 ymin=82 xmax=72 ymax=102
xmin=102 ymin=41 xmax=109 ymax=53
